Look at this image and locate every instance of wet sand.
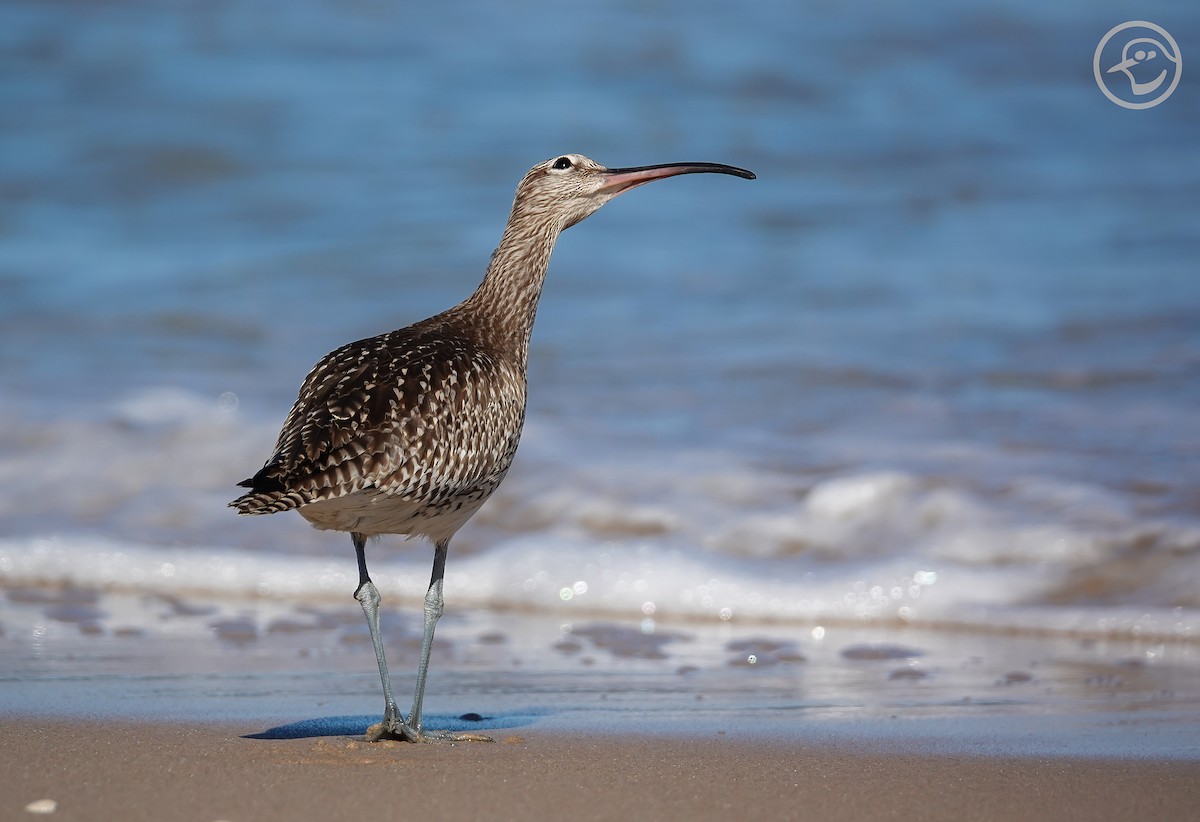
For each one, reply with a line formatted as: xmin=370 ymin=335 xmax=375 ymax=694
xmin=6 ymin=716 xmax=1200 ymax=822
xmin=4 ymin=591 xmax=1200 ymax=819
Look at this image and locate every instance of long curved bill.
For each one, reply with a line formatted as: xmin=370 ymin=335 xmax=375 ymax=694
xmin=599 ymin=162 xmax=756 ymax=195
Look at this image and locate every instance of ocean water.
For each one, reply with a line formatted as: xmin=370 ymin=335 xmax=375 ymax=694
xmin=2 ymin=0 xmax=1199 ymax=658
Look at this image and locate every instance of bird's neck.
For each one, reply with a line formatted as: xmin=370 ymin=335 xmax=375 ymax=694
xmin=461 ymin=212 xmax=562 ymax=363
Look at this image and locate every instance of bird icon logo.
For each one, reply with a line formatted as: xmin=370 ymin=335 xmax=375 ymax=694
xmin=1108 ymin=37 xmax=1178 ymax=97
xmin=1094 ymin=22 xmax=1182 ymax=109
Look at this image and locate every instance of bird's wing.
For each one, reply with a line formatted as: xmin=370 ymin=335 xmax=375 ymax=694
xmin=230 ymin=323 xmax=522 ymax=515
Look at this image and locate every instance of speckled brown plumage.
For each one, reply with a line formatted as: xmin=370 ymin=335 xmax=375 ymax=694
xmin=230 ymin=313 xmax=527 ymax=542
xmin=229 ymin=153 xmax=754 ymax=743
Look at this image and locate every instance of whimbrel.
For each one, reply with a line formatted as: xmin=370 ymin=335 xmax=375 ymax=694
xmin=231 ymin=154 xmax=755 ymax=742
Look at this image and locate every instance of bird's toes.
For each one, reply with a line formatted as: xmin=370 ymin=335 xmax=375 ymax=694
xmin=363 ymin=719 xmax=493 ymax=743
xmin=421 ymin=729 xmax=495 ymax=743
xmin=364 ymin=718 xmax=416 ymax=743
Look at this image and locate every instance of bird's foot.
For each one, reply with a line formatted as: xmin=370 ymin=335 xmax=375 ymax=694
xmin=422 ymin=728 xmax=494 ymax=743
xmin=364 ymin=716 xmax=493 ymax=743
xmin=364 ymin=715 xmax=419 ymax=742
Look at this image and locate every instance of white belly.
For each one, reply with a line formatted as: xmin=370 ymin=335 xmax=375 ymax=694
xmin=297 ymin=487 xmax=490 ymax=544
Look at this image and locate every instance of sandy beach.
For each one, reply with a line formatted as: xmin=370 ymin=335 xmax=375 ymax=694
xmin=4 ymin=593 xmax=1200 ymax=821
xmin=6 ymin=717 xmax=1200 ymax=822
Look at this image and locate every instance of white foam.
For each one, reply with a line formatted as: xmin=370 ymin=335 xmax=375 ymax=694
xmin=3 ymin=526 xmax=1197 ymax=641
xmin=2 ymin=391 xmax=1199 ymax=641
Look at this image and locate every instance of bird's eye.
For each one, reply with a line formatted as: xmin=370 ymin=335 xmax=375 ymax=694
xmin=552 ymin=156 xmax=573 ymax=171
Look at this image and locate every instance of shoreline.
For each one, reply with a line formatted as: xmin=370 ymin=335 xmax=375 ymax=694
xmin=5 ymin=590 xmax=1200 ymax=818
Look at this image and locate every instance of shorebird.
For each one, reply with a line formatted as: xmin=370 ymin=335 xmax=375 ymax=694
xmin=231 ymin=154 xmax=755 ymax=742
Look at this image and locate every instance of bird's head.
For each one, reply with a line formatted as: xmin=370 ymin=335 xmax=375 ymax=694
xmin=512 ymin=154 xmax=755 ymax=231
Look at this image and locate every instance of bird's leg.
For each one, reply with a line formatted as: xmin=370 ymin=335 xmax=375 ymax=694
xmin=353 ymin=534 xmax=488 ymax=743
xmin=352 ymin=532 xmax=414 ymax=742
xmin=405 ymin=539 xmax=491 ymax=742
xmin=406 ymin=539 xmax=447 ymax=734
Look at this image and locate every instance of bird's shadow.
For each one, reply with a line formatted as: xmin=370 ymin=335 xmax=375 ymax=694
xmin=243 ymin=712 xmax=541 ymax=740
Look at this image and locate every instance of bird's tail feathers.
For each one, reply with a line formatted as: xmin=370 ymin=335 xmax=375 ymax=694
xmin=229 ymin=487 xmax=306 ymax=516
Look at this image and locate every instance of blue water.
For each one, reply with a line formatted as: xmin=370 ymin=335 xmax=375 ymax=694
xmin=2 ymin=0 xmax=1199 ymax=638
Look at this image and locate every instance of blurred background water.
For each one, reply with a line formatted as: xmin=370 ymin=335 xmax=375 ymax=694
xmin=1 ymin=0 xmax=1198 ymax=639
